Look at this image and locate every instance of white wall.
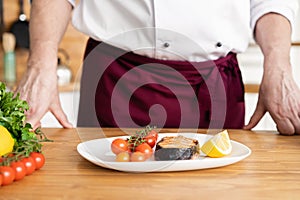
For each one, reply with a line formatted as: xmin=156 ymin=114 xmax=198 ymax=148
xmin=292 ymin=1 xmax=300 ymax=42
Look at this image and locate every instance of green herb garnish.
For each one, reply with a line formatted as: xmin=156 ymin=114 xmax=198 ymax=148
xmin=0 ymin=82 xmax=52 ymax=165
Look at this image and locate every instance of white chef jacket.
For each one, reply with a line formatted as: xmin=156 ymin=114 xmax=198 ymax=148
xmin=67 ymin=0 xmax=298 ymax=62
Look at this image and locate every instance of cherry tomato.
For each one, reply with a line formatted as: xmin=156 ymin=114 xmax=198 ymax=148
xmin=147 ymin=130 xmax=158 ymax=141
xmin=144 ymin=135 xmax=156 ymax=148
xmin=0 ymin=166 xmax=15 ymax=186
xmin=30 ymin=152 xmax=45 ymax=170
xmin=115 ymin=152 xmax=130 ymax=162
xmin=111 ymin=138 xmax=128 ymax=155
xmin=135 ymin=143 xmax=153 ymax=159
xmin=21 ymin=157 xmax=36 ymax=175
xmin=0 ymin=173 xmax=2 ymax=186
xmin=130 ymin=152 xmax=146 ymax=162
xmin=7 ymin=153 xmax=15 ymax=158
xmin=10 ymin=161 xmax=26 ymax=181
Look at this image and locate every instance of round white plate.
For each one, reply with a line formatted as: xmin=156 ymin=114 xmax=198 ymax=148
xmin=77 ymin=133 xmax=251 ymax=172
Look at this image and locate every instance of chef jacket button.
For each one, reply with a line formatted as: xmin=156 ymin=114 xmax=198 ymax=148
xmin=216 ymin=42 xmax=222 ymax=47
xmin=163 ymin=42 xmax=170 ymax=48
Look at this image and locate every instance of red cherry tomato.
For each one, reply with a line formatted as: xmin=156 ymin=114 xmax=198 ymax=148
xmin=10 ymin=161 xmax=26 ymax=181
xmin=30 ymin=152 xmax=45 ymax=170
xmin=0 ymin=166 xmax=15 ymax=186
xmin=135 ymin=143 xmax=153 ymax=159
xmin=21 ymin=157 xmax=36 ymax=175
xmin=144 ymin=135 xmax=156 ymax=148
xmin=130 ymin=152 xmax=146 ymax=162
xmin=0 ymin=173 xmax=2 ymax=186
xmin=147 ymin=130 xmax=158 ymax=141
xmin=111 ymin=138 xmax=129 ymax=155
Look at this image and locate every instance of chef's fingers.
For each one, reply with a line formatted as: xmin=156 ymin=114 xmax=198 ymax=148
xmin=295 ymin=103 xmax=300 ymax=134
xmin=291 ymin=117 xmax=300 ymax=135
xmin=275 ymin=118 xmax=294 ymax=135
xmin=50 ymin=102 xmax=73 ymax=128
xmin=26 ymin=116 xmax=41 ymax=130
xmin=26 ymin=112 xmax=43 ymax=131
xmin=23 ymin=104 xmax=43 ymax=129
xmin=289 ymin=108 xmax=300 ymax=134
xmin=272 ymin=106 xmax=299 ymax=135
xmin=243 ymin=103 xmax=266 ymax=130
xmin=278 ymin=111 xmax=300 ymax=135
xmin=32 ymin=121 xmax=42 ymax=130
xmin=297 ymin=113 xmax=300 ymax=134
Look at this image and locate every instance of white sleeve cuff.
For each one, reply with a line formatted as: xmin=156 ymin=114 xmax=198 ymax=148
xmin=250 ymin=0 xmax=299 ymax=32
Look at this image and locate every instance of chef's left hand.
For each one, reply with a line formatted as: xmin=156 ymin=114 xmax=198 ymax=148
xmin=244 ymin=60 xmax=300 ymax=135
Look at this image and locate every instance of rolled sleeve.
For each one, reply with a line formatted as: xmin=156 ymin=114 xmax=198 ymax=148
xmin=250 ymin=0 xmax=299 ymax=32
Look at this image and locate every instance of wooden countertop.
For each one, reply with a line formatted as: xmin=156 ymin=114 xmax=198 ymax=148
xmin=1 ymin=128 xmax=300 ymax=199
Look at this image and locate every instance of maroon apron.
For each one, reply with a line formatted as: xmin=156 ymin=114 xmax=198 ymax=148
xmin=77 ymin=38 xmax=245 ymax=129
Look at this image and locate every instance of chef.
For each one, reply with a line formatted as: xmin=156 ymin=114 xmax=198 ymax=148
xmin=16 ymin=0 xmax=300 ymax=135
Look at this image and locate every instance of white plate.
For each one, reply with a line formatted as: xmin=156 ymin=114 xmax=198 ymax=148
xmin=77 ymin=133 xmax=251 ymax=172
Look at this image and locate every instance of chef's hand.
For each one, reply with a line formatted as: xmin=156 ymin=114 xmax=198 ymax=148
xmin=15 ymin=0 xmax=73 ymax=130
xmin=15 ymin=60 xmax=73 ymax=130
xmin=244 ymin=61 xmax=300 ymax=135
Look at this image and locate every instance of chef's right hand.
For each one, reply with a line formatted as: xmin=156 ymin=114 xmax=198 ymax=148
xmin=15 ymin=61 xmax=73 ymax=130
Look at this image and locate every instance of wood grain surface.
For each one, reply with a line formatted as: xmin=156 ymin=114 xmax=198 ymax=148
xmin=1 ymin=128 xmax=300 ymax=200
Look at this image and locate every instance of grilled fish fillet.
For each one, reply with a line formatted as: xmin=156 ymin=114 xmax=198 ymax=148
xmin=154 ymin=135 xmax=199 ymax=161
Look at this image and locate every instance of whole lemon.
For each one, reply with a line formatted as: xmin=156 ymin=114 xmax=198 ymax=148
xmin=0 ymin=125 xmax=15 ymax=156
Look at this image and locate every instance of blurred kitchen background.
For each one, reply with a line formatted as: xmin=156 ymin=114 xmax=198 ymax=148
xmin=0 ymin=0 xmax=299 ymax=130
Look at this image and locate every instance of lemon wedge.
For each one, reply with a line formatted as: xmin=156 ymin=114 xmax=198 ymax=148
xmin=201 ymin=130 xmax=232 ymax=158
xmin=0 ymin=125 xmax=15 ymax=156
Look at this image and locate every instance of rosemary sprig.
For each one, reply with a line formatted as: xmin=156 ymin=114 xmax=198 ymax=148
xmin=127 ymin=125 xmax=156 ymax=151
